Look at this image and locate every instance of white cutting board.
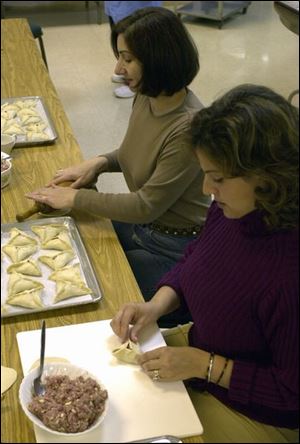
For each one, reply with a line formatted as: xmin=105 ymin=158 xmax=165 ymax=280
xmin=17 ymin=320 xmax=203 ymax=443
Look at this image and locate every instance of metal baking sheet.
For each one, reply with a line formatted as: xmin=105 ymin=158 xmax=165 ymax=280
xmin=1 ymin=96 xmax=57 ymax=146
xmin=1 ymin=216 xmax=102 ymax=318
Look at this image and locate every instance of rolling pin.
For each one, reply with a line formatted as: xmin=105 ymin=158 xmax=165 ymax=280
xmin=16 ymin=181 xmax=73 ymax=222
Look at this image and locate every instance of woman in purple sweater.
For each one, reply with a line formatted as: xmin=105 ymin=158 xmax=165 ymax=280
xmin=111 ymin=84 xmax=299 ymax=442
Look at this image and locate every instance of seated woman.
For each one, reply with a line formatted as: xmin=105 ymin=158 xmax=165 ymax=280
xmin=110 ymin=84 xmax=299 ymax=443
xmin=26 ymin=7 xmax=210 ymax=327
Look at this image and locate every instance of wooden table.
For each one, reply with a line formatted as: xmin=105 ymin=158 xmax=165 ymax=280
xmin=1 ymin=19 xmax=202 ymax=444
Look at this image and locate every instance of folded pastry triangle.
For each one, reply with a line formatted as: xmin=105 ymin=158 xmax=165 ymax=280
xmin=8 ymin=272 xmax=44 ymax=297
xmin=48 ymin=263 xmax=82 ymax=283
xmin=8 ymin=228 xmax=38 ymax=246
xmin=41 ymin=231 xmax=72 ymax=250
xmin=2 ymin=244 xmax=38 ymax=263
xmin=31 ymin=224 xmax=68 ymax=243
xmin=6 ymin=288 xmax=43 ymax=309
xmin=7 ymin=259 xmax=42 ymax=276
xmin=53 ymin=280 xmax=92 ymax=303
xmin=38 ymin=250 xmax=75 ymax=270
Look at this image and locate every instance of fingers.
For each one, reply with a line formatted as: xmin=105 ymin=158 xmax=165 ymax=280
xmin=110 ymin=304 xmax=143 ymax=343
xmin=25 ymin=192 xmax=48 ymax=204
xmin=110 ymin=308 xmax=131 ymax=343
xmin=130 ymin=320 xmax=146 ymax=343
xmin=138 ymin=348 xmax=163 ymax=366
xmin=48 ymin=169 xmax=72 ymax=186
xmin=137 ymin=347 xmax=167 ymax=381
xmin=70 ymin=178 xmax=84 ymax=189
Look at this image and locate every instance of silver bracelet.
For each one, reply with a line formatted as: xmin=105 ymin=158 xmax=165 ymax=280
xmin=206 ymin=352 xmax=215 ymax=383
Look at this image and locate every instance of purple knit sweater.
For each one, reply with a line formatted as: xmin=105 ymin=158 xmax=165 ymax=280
xmin=158 ymin=202 xmax=299 ymax=428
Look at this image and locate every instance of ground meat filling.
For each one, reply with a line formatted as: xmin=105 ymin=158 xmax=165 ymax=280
xmin=28 ymin=375 xmax=108 ymax=433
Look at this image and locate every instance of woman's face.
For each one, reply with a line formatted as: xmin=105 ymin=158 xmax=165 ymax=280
xmin=114 ymin=34 xmax=142 ymax=91
xmin=196 ymin=151 xmax=261 ymax=219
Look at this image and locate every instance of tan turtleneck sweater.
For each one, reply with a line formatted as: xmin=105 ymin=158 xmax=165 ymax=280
xmin=74 ymin=90 xmax=210 ymax=228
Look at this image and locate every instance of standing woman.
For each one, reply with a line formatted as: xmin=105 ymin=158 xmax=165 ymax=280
xmin=111 ymin=84 xmax=299 ymax=443
xmin=26 ymin=7 xmax=210 ymax=327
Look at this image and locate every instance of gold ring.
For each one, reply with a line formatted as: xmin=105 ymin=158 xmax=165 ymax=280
xmin=152 ymin=369 xmax=160 ymax=381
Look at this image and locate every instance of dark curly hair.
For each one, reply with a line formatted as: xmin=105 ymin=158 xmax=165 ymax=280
xmin=190 ymin=84 xmax=299 ymax=230
xmin=110 ymin=7 xmax=199 ymax=97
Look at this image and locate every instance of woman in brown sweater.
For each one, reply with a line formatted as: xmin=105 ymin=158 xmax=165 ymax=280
xmin=26 ymin=7 xmax=210 ymax=326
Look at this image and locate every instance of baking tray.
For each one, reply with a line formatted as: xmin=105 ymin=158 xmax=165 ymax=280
xmin=1 ymin=216 xmax=102 ymax=317
xmin=130 ymin=436 xmax=183 ymax=443
xmin=1 ymin=96 xmax=57 ymax=146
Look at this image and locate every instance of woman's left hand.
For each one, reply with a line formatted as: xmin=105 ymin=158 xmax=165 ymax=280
xmin=25 ymin=185 xmax=78 ymax=209
xmin=138 ymin=346 xmax=207 ymax=382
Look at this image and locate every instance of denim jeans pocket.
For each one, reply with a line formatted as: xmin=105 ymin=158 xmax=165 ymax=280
xmin=132 ymin=224 xmax=196 ymax=261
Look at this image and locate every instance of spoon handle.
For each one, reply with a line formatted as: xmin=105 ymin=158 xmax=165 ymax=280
xmin=40 ymin=320 xmax=46 ymax=377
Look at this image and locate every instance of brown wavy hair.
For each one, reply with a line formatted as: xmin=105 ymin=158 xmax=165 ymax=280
xmin=190 ymin=84 xmax=299 ymax=230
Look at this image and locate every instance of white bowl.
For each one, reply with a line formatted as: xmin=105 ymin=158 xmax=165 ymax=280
xmin=1 ymin=134 xmax=16 ymax=155
xmin=1 ymin=156 xmax=12 ymax=189
xmin=19 ymin=363 xmax=108 ymax=437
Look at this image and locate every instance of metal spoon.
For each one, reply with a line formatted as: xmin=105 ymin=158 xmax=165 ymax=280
xmin=33 ymin=320 xmax=46 ymax=396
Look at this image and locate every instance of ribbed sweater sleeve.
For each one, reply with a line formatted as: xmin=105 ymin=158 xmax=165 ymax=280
xmin=157 ymin=202 xmax=299 ymax=427
xmin=101 ymin=149 xmax=122 ymax=172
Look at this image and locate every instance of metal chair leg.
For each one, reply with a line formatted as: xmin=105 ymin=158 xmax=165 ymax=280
xmin=37 ymin=36 xmax=48 ymax=69
xmin=288 ymin=89 xmax=299 ymax=104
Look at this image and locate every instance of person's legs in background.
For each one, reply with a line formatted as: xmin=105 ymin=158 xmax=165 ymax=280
xmin=107 ymin=14 xmax=135 ymax=99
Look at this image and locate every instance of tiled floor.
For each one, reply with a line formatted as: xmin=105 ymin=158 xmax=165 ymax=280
xmin=3 ymin=1 xmax=299 ymax=193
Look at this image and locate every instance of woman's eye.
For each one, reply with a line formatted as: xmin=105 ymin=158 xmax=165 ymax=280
xmin=213 ymin=177 xmax=224 ymax=183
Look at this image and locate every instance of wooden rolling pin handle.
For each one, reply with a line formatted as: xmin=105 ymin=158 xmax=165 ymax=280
xmin=16 ymin=180 xmax=73 ymax=222
xmin=16 ymin=203 xmax=40 ymax=222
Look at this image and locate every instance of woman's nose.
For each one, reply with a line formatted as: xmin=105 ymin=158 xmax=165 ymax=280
xmin=115 ymin=59 xmax=125 ymax=75
xmin=202 ymin=176 xmax=216 ymax=196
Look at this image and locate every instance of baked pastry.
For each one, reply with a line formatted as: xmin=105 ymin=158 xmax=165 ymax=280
xmin=41 ymin=231 xmax=72 ymax=251
xmin=53 ymin=280 xmax=92 ymax=303
xmin=20 ymin=115 xmax=41 ymax=125
xmin=38 ymin=250 xmax=75 ymax=270
xmin=31 ymin=224 xmax=67 ymax=243
xmin=7 ymin=272 xmax=44 ymax=297
xmin=8 ymin=228 xmax=38 ymax=246
xmin=17 ymin=108 xmax=39 ymax=118
xmin=2 ymin=244 xmax=38 ymax=263
xmin=6 ymin=273 xmax=44 ymax=309
xmin=7 ymin=258 xmax=42 ymax=276
xmin=27 ymin=131 xmax=49 ymax=141
xmin=48 ymin=264 xmax=82 ymax=284
xmin=26 ymin=122 xmax=47 ymax=132
xmin=2 ymin=123 xmax=26 ymax=135
xmin=6 ymin=288 xmax=43 ymax=309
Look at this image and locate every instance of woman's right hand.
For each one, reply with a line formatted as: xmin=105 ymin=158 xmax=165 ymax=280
xmin=110 ymin=302 xmax=160 ymax=343
xmin=49 ymin=156 xmax=107 ymax=189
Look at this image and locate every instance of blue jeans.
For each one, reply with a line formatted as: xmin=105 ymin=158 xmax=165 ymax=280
xmin=112 ymin=221 xmax=195 ymax=327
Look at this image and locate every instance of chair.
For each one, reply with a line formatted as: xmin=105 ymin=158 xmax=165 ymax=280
xmin=29 ymin=22 xmax=48 ymax=69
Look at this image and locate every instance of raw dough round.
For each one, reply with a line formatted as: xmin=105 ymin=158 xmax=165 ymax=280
xmin=1 ymin=365 xmax=17 ymax=395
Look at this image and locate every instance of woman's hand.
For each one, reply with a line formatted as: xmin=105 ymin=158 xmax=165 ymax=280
xmin=138 ymin=346 xmax=208 ymax=382
xmin=49 ymin=156 xmax=107 ymax=189
xmin=25 ymin=185 xmax=78 ymax=209
xmin=110 ymin=302 xmax=161 ymax=343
